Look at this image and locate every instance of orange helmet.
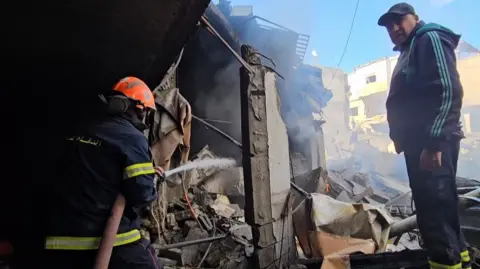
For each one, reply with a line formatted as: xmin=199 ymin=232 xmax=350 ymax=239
xmin=112 ymin=77 xmax=156 ymax=110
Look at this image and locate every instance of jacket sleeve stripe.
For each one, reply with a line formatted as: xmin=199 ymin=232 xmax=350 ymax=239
xmin=124 ymin=162 xmax=155 ymax=179
xmin=427 ymin=31 xmax=453 ymax=137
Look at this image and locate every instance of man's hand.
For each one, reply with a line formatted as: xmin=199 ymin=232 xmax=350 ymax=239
xmin=154 ymin=166 xmax=166 ymax=185
xmin=420 ymin=149 xmax=442 ymax=171
xmin=154 ymin=166 xmax=165 ymax=177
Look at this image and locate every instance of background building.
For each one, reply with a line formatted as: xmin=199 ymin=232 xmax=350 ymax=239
xmin=348 ymin=41 xmax=480 ymax=135
xmin=347 ymin=41 xmax=480 ymax=178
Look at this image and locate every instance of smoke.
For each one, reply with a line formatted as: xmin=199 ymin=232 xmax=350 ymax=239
xmin=195 ymin=60 xmax=242 ymax=141
xmin=218 ymin=1 xmax=409 ymax=191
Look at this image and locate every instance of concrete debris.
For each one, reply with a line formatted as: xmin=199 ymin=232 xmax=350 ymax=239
xmin=291 ymin=155 xmax=480 ymax=268
xmin=229 ymin=224 xmax=252 ymax=241
xmin=159 ymin=257 xmax=179 ymax=267
xmin=335 ymin=191 xmax=352 ymax=203
xmin=327 ymin=170 xmax=399 ymax=205
xmin=143 ymin=165 xmax=251 ymax=268
xmin=385 ymin=233 xmax=421 ymax=252
xmin=210 ymin=196 xmax=237 ymax=219
xmin=216 ymin=245 xmax=249 ymax=269
xmin=150 ymin=144 xmax=480 ymax=268
xmin=182 ymin=227 xmax=209 ymax=266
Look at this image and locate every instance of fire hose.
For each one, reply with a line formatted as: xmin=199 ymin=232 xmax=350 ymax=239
xmin=93 ymin=174 xmax=165 ymax=269
xmin=93 ymin=194 xmax=126 ymax=269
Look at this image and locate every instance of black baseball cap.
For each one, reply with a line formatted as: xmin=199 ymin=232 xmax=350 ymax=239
xmin=378 ymin=2 xmax=416 ymax=26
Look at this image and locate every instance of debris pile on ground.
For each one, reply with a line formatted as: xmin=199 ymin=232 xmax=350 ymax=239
xmin=137 ymin=140 xmax=480 ymax=269
xmin=140 ymin=147 xmax=250 ymax=269
xmin=145 ymin=190 xmax=251 ymax=269
xmin=323 ymin=164 xmax=480 ymax=250
xmin=290 ymin=143 xmax=480 ymax=268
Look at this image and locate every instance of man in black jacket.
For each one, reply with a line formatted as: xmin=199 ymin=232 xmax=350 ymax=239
xmin=378 ymin=3 xmax=470 ymax=269
xmin=44 ymin=77 xmax=163 ymax=269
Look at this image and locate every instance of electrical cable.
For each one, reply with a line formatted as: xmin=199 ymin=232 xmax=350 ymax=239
xmin=181 ymin=169 xmax=204 ymax=230
xmin=325 ymin=0 xmax=360 ymax=89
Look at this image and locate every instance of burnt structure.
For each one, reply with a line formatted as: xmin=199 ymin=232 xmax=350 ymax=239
xmin=4 ymin=0 xmax=210 ymax=265
xmin=181 ymin=2 xmax=332 ymax=174
xmin=240 ymin=45 xmax=293 ymax=269
xmin=178 ymin=3 xmax=243 ymax=158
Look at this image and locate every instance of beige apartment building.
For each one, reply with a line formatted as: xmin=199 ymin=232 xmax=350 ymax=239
xmin=348 ymin=41 xmax=480 ymax=135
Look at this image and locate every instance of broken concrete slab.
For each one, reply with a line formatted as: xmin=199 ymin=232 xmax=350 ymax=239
xmin=158 ymin=248 xmax=183 ymax=264
xmin=229 ymin=224 xmax=253 ymax=241
xmin=211 ymin=203 xmax=236 ymax=219
xmin=336 ymin=191 xmax=352 ymax=203
xmin=181 ymin=227 xmax=209 ymax=266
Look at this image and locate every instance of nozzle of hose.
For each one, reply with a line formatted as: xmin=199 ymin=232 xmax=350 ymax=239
xmin=154 ymin=172 xmax=166 ymax=186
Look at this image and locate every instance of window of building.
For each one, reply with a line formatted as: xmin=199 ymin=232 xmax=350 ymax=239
xmin=350 ymin=107 xmax=359 ymax=116
xmin=366 ymin=74 xmax=377 ymax=84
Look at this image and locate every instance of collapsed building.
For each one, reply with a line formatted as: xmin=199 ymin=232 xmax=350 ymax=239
xmin=141 ymin=3 xmax=333 ymax=267
xmin=142 ymin=2 xmax=480 ymax=268
xmin=4 ymin=0 xmax=480 ymax=269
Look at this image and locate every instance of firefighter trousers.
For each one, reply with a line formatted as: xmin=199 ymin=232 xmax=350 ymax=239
xmin=404 ymin=139 xmax=471 ymax=269
xmin=41 ymin=239 xmax=162 ymax=269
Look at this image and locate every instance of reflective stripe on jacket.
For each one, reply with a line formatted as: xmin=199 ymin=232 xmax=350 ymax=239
xmin=45 ymin=229 xmax=141 ymax=250
xmin=124 ymin=162 xmax=155 ymax=179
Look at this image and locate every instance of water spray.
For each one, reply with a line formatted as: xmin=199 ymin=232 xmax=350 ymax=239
xmin=157 ymin=158 xmax=238 ymax=182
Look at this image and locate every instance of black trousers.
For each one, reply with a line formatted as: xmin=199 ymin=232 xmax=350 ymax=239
xmin=41 ymin=240 xmax=161 ymax=269
xmin=404 ymin=139 xmax=467 ymax=266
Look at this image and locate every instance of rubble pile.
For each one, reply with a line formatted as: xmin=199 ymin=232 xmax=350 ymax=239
xmin=136 ymin=140 xmax=480 ymax=269
xmin=327 ymin=170 xmax=402 ymax=205
xmin=321 ymin=153 xmax=480 ymax=254
xmin=144 ymin=190 xmax=251 ymax=269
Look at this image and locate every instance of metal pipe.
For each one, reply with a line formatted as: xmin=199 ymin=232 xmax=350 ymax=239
xmin=389 ymin=188 xmax=480 ymax=238
xmin=199 ymin=16 xmax=254 ymax=74
xmin=157 ymin=234 xmax=227 ymax=250
xmin=290 ymin=181 xmax=310 ymax=198
xmin=192 ymin=114 xmax=242 ymax=149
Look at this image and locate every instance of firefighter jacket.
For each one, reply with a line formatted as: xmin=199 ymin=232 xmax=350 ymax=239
xmin=45 ymin=116 xmax=157 ymax=250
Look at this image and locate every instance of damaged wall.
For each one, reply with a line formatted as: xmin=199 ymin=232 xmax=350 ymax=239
xmin=240 ymin=46 xmax=293 ymax=269
xmin=318 ymin=66 xmax=350 ymax=160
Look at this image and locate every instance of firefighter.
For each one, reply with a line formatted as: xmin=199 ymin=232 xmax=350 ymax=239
xmin=43 ymin=77 xmax=163 ymax=269
xmin=378 ymin=3 xmax=471 ymax=269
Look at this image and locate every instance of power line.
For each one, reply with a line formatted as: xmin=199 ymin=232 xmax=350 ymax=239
xmin=326 ymin=0 xmax=360 ymax=89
